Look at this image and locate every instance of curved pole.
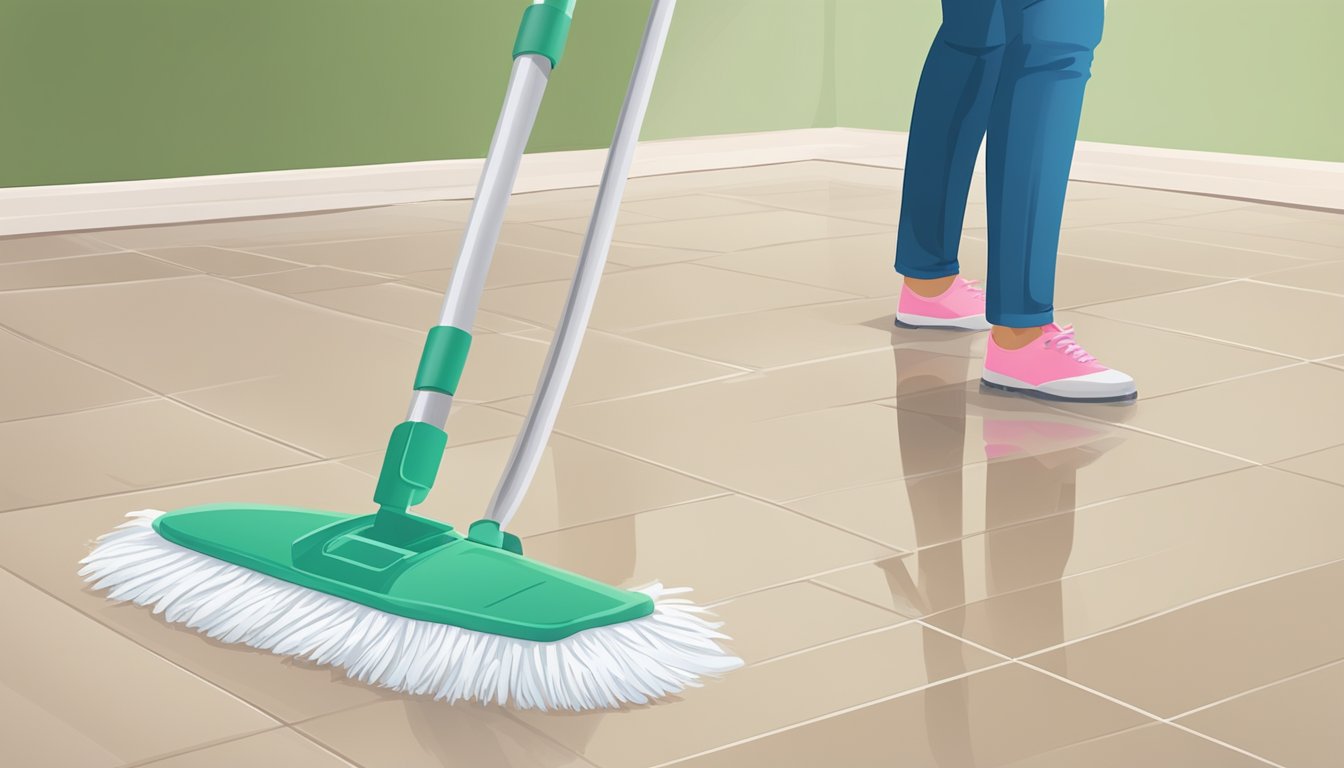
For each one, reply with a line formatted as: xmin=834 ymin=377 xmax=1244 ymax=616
xmin=486 ymin=0 xmax=677 ymax=528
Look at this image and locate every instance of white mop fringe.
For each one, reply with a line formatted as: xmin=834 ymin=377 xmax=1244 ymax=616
xmin=79 ymin=510 xmax=743 ymax=711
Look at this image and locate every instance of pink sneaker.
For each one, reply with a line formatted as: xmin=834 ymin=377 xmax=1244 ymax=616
xmin=896 ymin=276 xmax=991 ymax=331
xmin=982 ymin=323 xmax=1137 ymax=403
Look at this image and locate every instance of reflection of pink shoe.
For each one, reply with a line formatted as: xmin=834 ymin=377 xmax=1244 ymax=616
xmin=982 ymin=323 xmax=1137 ymax=403
xmin=896 ymin=277 xmax=991 ymax=331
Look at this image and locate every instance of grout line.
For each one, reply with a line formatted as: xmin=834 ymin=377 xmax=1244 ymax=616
xmin=0 ymin=563 xmax=288 ymax=729
xmin=0 ymin=316 xmax=327 ymax=459
xmin=1242 ymin=277 xmax=1344 ymax=300
xmin=1070 ymin=306 xmax=1315 ymax=362
xmin=1169 ymin=656 xmax=1344 ymax=723
xmin=283 ymin=725 xmax=368 ymax=768
xmin=117 ymin=727 xmax=293 ymax=768
xmin=502 ymin=420 xmax=912 ymax=555
xmin=0 ymin=456 xmax=341 ymax=517
xmin=747 ymin=619 xmax=918 ymax=668
xmin=1262 ymin=457 xmax=1344 ymax=490
xmin=916 ymin=619 xmax=1012 ymax=660
xmin=1018 ymin=661 xmax=1286 ymax=768
xmin=649 ymin=660 xmax=1017 ymax=768
xmin=0 ymin=272 xmax=199 ymax=295
xmin=1018 ymin=556 xmax=1344 ymax=660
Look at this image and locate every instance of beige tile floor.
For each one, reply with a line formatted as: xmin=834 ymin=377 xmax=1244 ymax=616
xmin=2 ymin=160 xmax=1343 ymax=767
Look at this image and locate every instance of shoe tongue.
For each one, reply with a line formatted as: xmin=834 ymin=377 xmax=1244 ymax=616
xmin=1045 ymin=323 xmax=1066 ymax=334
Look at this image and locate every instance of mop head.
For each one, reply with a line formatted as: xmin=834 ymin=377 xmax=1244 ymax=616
xmin=80 ymin=510 xmax=742 ymax=711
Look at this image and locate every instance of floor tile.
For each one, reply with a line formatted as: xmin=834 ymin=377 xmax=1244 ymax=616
xmin=669 ymin=664 xmax=1148 ymax=768
xmin=695 ymin=233 xmax=903 ymax=298
xmin=396 ymin=244 xmax=624 ymax=294
xmin=480 ymin=262 xmax=852 ymax=333
xmin=495 ymin=222 xmax=588 ymax=256
xmin=0 ymin=328 xmax=152 ymax=422
xmin=1083 ymin=281 xmax=1344 ymax=358
xmin=0 ymin=463 xmax=408 ymax=723
xmin=998 ymin=722 xmax=1267 ymax=768
xmin=1058 ymin=226 xmax=1309 ymax=277
xmin=1028 ymin=560 xmax=1344 ymax=718
xmin=237 ymin=266 xmax=388 ymax=295
xmin=1102 ymin=219 xmax=1343 ymax=261
xmin=1165 ymin=207 xmax=1344 ymax=247
xmin=0 ymin=251 xmax=191 ymax=291
xmin=719 ymin=187 xmax=902 ymax=225
xmin=515 ymin=625 xmax=1002 ymax=768
xmin=626 ymin=297 xmax=899 ymax=369
xmin=609 ymin=210 xmax=887 ymax=252
xmin=620 ymin=193 xmax=773 ymax=220
xmin=1122 ymin=364 xmax=1344 ymax=463
xmin=1178 ymin=661 xmax=1344 ymax=768
xmin=453 ymin=329 xmax=742 ymax=406
xmin=0 ymin=399 xmax=309 ymax=512
xmin=138 ymin=729 xmax=356 ymax=768
xmin=297 ymin=700 xmax=595 ymax=768
xmin=342 ymin=434 xmax=722 ymax=538
xmin=500 ymin=337 xmax=977 ymax=423
xmin=1043 ymin=252 xmax=1220 ymax=309
xmin=710 ymin=582 xmax=907 ymax=665
xmin=293 ymin=281 xmax=527 ymax=334
xmin=1274 ymin=445 xmax=1344 ymax=486
xmin=0 ymin=276 xmax=417 ymax=392
xmin=529 ymin=210 xmax=663 ymax=234
xmin=818 ymin=468 xmax=1344 ymax=655
xmin=0 ymin=569 xmax=276 ymax=768
xmin=561 ymin=400 xmax=948 ymax=502
xmin=0 ymin=232 xmax=113 ymax=263
xmin=605 ymin=241 xmax=730 ymax=268
xmin=519 ymin=495 xmax=894 ymax=603
xmin=789 ymin=414 xmax=1244 ymax=552
xmin=143 ymin=246 xmax=300 ymax=277
xmin=1254 ymin=260 xmax=1344 ymax=296
xmin=247 ymin=230 xmax=464 ymax=276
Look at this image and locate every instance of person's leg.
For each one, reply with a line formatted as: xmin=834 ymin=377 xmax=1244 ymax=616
xmin=979 ymin=0 xmax=1135 ymax=402
xmin=984 ymin=0 xmax=1102 ymax=332
xmin=895 ymin=0 xmax=1007 ymax=291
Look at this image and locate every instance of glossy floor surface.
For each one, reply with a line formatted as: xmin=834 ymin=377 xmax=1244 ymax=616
xmin=3 ymin=161 xmax=1343 ymax=767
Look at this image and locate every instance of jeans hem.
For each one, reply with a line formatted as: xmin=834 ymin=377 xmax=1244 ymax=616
xmin=988 ymin=310 xmax=1054 ymax=328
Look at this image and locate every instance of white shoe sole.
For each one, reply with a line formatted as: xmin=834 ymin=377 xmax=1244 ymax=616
xmin=981 ymin=369 xmax=1137 ymax=403
xmin=895 ymin=312 xmax=992 ymax=332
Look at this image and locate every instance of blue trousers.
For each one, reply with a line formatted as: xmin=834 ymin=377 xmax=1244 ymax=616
xmin=894 ymin=0 xmax=1105 ymax=327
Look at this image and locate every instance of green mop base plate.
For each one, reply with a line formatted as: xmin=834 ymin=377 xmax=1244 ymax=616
xmin=153 ymin=504 xmax=654 ymax=642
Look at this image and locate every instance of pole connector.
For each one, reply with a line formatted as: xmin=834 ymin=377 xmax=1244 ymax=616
xmin=513 ymin=0 xmax=575 ymax=69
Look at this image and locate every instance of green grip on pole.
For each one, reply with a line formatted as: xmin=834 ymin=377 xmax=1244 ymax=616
xmin=513 ymin=1 xmax=574 ymax=68
xmin=414 ymin=326 xmax=472 ymax=396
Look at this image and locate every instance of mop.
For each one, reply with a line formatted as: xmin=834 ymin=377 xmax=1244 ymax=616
xmin=80 ymin=0 xmax=741 ymax=711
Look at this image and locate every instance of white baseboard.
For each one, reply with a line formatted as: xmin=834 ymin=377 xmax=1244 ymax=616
xmin=2 ymin=127 xmax=1339 ymax=237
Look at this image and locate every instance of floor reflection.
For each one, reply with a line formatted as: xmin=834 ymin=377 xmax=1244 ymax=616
xmin=881 ymin=331 xmax=1126 ymax=765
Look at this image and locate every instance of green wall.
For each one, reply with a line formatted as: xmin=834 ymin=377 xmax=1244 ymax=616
xmin=0 ymin=0 xmax=826 ymax=188
xmin=836 ymin=0 xmax=1344 ymax=163
xmin=1 ymin=0 xmax=1338 ymax=188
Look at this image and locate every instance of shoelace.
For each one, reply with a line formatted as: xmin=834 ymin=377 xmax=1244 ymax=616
xmin=960 ymin=278 xmax=986 ymax=300
xmin=1043 ymin=325 xmax=1096 ymax=363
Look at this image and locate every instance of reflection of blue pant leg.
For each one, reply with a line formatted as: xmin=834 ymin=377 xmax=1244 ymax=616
xmin=894 ymin=0 xmax=1006 ymax=280
xmin=984 ymin=0 xmax=1104 ymax=327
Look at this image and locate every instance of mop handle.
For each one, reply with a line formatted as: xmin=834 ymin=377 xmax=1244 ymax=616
xmin=404 ymin=0 xmax=574 ymax=430
xmin=485 ymin=0 xmax=677 ymax=529
xmin=372 ymin=1 xmax=573 ymax=520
